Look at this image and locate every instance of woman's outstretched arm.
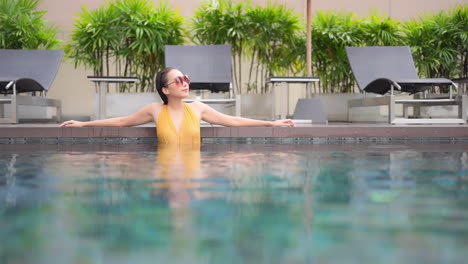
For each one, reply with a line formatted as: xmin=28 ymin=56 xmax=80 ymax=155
xmin=198 ymin=102 xmax=295 ymax=127
xmin=59 ymin=104 xmax=156 ymax=127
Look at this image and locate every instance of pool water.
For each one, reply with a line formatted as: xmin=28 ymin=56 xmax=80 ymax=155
xmin=1 ymin=143 xmax=468 ymax=264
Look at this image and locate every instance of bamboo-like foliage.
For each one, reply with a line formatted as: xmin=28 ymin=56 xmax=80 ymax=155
xmin=67 ymin=0 xmax=184 ymax=92
xmin=191 ymin=0 xmax=249 ymax=93
xmin=310 ymin=11 xmax=405 ymax=93
xmin=0 ymin=0 xmax=59 ymax=49
xmin=310 ymin=11 xmax=360 ymax=93
xmin=404 ymin=5 xmax=467 ymax=80
xmin=191 ymin=0 xmax=303 ymax=94
xmin=451 ymin=5 xmax=468 ymax=78
xmin=66 ymin=5 xmax=118 ymax=77
xmin=65 ymin=0 xmax=466 ymax=94
xmin=309 ymin=6 xmax=466 ymax=94
xmin=404 ymin=12 xmax=458 ymax=79
xmin=245 ymin=3 xmax=303 ymax=93
xmin=360 ymin=13 xmax=404 ymax=46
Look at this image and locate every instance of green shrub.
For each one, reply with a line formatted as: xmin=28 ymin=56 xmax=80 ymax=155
xmin=310 ymin=10 xmax=360 ymax=93
xmin=451 ymin=5 xmax=468 ymax=77
xmin=404 ymin=11 xmax=459 ymax=79
xmin=0 ymin=0 xmax=59 ymax=49
xmin=192 ymin=0 xmax=250 ymax=93
xmin=65 ymin=0 xmax=466 ymax=94
xmin=67 ymin=0 xmax=184 ymax=92
xmin=244 ymin=3 xmax=303 ymax=93
xmin=191 ymin=0 xmax=303 ymax=94
xmin=360 ymin=13 xmax=404 ymax=46
xmin=309 ymin=5 xmax=466 ymax=93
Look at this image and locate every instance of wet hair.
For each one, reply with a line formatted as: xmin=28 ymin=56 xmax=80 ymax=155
xmin=155 ymin=67 xmax=176 ymax=105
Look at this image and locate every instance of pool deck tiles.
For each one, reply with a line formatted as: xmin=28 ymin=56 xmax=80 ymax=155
xmin=0 ymin=123 xmax=467 ymax=140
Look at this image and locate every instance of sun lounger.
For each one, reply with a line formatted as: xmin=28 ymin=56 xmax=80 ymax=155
xmin=0 ymin=49 xmax=63 ymax=123
xmin=165 ymin=45 xmax=241 ymax=116
xmin=345 ymin=46 xmax=467 ymax=124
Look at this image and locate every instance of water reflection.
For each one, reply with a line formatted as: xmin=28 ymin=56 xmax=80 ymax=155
xmin=155 ymin=143 xmax=202 ymax=209
xmin=1 ymin=143 xmax=468 ymax=263
xmin=58 ymin=144 xmax=316 ymax=263
xmin=0 ymin=153 xmax=56 ymax=264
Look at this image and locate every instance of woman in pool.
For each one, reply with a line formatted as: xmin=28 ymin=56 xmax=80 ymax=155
xmin=60 ymin=67 xmax=295 ymax=144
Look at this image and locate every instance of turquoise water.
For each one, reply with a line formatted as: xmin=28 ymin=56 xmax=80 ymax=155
xmin=1 ymin=143 xmax=468 ymax=264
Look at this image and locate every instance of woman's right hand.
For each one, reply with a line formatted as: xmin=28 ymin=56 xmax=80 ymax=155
xmin=59 ymin=120 xmax=86 ymax=127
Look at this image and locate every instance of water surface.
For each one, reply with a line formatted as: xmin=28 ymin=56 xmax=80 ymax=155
xmin=1 ymin=143 xmax=467 ymax=264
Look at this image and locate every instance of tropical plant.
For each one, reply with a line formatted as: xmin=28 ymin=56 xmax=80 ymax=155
xmin=0 ymin=0 xmax=60 ymax=49
xmin=192 ymin=0 xmax=303 ymax=94
xmin=66 ymin=5 xmax=118 ymax=77
xmin=244 ymin=3 xmax=303 ymax=93
xmin=306 ymin=8 xmax=465 ymax=94
xmin=450 ymin=5 xmax=468 ymax=78
xmin=310 ymin=10 xmax=361 ymax=93
xmin=192 ymin=0 xmax=249 ymax=93
xmin=67 ymin=0 xmax=184 ymax=92
xmin=360 ymin=13 xmax=404 ymax=46
xmin=403 ymin=10 xmax=460 ymax=80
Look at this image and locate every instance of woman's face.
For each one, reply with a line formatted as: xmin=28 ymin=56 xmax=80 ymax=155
xmin=164 ymin=69 xmax=190 ymax=99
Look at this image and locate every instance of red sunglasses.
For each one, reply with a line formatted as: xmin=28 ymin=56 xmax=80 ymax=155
xmin=166 ymin=75 xmax=190 ymax=87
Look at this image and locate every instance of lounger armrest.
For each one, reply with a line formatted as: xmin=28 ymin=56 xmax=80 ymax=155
xmin=6 ymin=81 xmax=14 ymax=90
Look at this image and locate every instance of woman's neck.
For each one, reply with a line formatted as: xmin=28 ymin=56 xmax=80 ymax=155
xmin=167 ymin=99 xmax=184 ymax=110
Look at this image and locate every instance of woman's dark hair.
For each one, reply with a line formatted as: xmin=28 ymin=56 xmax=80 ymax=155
xmin=155 ymin=67 xmax=176 ymax=104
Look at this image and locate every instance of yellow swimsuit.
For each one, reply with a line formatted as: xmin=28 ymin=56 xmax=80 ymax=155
xmin=156 ymin=103 xmax=200 ymax=144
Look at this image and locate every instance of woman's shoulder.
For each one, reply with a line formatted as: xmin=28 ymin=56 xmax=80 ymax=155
xmin=187 ymin=101 xmax=207 ymax=110
xmin=186 ymin=101 xmax=207 ymax=119
xmin=143 ymin=102 xmax=164 ymax=116
xmin=148 ymin=102 xmax=164 ymax=110
xmin=147 ymin=102 xmax=165 ymax=121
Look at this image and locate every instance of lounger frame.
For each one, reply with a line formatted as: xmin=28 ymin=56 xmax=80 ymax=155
xmin=346 ymin=46 xmax=467 ymax=124
xmin=0 ymin=49 xmax=63 ymax=124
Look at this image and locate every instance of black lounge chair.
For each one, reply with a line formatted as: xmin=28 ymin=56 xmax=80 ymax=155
xmin=345 ymin=46 xmax=467 ymax=124
xmin=0 ymin=49 xmax=63 ymax=123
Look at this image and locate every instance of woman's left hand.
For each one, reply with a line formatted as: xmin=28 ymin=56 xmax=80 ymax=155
xmin=272 ymin=119 xmax=295 ymax=127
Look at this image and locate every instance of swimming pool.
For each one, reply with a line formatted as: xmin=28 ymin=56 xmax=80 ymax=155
xmin=1 ymin=142 xmax=467 ymax=264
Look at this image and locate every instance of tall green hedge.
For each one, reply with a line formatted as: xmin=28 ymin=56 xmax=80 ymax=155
xmin=62 ymin=0 xmax=467 ymax=94
xmin=192 ymin=3 xmax=467 ymax=94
